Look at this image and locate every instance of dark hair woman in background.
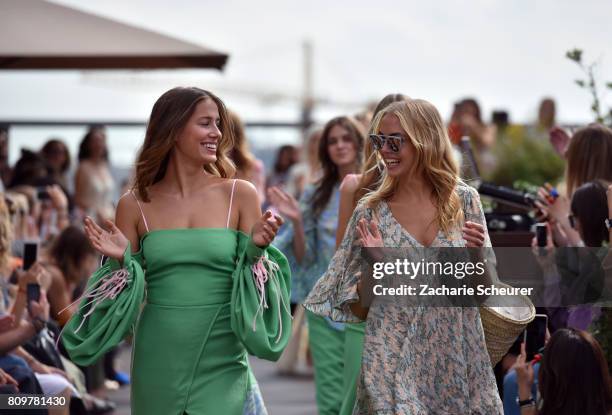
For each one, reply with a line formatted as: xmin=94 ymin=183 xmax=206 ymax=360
xmin=269 ymin=115 xmax=364 ymax=414
xmin=515 ymin=328 xmax=612 ymax=415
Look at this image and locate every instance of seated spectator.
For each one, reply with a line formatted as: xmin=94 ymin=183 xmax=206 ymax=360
xmin=41 ymin=226 xmax=98 ymax=327
xmin=537 ymin=124 xmax=612 ymax=247
xmin=514 ymin=328 xmax=612 ymax=414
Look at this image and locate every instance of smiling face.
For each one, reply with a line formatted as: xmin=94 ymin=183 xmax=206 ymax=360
xmin=377 ymin=113 xmax=417 ymax=178
xmin=326 ymin=124 xmax=358 ymax=169
xmin=175 ymin=98 xmax=222 ymax=165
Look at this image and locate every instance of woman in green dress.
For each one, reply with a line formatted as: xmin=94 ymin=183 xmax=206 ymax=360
xmin=62 ymin=87 xmax=291 ymax=415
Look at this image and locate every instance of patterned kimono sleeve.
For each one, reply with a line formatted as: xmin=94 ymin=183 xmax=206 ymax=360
xmin=303 ymin=201 xmax=369 ymax=323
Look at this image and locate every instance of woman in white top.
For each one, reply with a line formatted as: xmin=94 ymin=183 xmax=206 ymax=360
xmin=74 ymin=127 xmax=115 ymax=222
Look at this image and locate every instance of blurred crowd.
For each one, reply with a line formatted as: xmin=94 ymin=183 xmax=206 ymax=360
xmin=0 ymin=92 xmax=610 ymax=415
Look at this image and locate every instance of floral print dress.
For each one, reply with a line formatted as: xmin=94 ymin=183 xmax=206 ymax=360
xmin=304 ymin=183 xmax=503 ymax=414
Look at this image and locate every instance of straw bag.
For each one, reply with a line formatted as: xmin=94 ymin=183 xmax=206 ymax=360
xmin=480 ymin=283 xmax=535 ymax=365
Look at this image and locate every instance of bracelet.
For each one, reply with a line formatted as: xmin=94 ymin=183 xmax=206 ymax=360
xmin=518 ymin=397 xmax=535 ymax=407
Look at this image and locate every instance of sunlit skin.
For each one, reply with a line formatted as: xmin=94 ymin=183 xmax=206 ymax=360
xmin=83 ymin=96 xmax=283 ymax=263
xmin=351 ymin=113 xmax=486 ymax=319
xmin=327 ymin=124 xmax=359 ymax=173
xmin=174 ymin=99 xmax=221 ymax=165
xmin=377 ymin=114 xmax=418 ymax=179
xmin=267 ymin=123 xmax=360 ymax=264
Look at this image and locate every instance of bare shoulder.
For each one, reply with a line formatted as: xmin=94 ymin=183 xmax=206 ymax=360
xmin=232 ymin=178 xmax=259 ymax=204
xmin=116 ymin=191 xmax=141 ymax=223
xmin=340 ymin=173 xmax=362 ymax=194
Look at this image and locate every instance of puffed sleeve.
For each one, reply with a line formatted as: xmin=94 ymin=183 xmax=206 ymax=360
xmin=303 ymin=201 xmax=370 ymax=323
xmin=61 ymin=244 xmax=146 ymax=366
xmin=231 ymin=232 xmax=292 ymax=361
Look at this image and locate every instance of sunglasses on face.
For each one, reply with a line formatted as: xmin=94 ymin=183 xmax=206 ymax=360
xmin=369 ymin=134 xmax=406 ymax=153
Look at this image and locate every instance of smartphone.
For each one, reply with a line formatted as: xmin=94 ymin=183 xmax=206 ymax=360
xmin=36 ymin=186 xmax=50 ymax=201
xmin=523 ymin=314 xmax=548 ymax=360
xmin=535 ymin=223 xmax=547 ymax=247
xmin=23 ymin=242 xmax=38 ymax=271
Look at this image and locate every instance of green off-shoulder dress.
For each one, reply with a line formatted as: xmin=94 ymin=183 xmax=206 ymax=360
xmin=62 ymin=227 xmax=291 ymax=415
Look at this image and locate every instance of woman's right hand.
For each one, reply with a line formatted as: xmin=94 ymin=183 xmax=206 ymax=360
xmin=267 ymin=187 xmax=302 ymax=223
xmin=28 ymin=293 xmax=50 ymax=322
xmin=513 ymin=342 xmax=535 ymax=401
xmin=84 ymin=216 xmax=129 ymax=260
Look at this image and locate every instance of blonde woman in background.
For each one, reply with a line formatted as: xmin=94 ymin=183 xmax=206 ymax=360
xmin=305 ymin=99 xmax=501 ymax=414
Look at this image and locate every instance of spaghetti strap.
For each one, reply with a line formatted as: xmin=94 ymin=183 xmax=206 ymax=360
xmin=226 ymin=179 xmax=237 ymax=229
xmin=130 ymin=190 xmax=150 ymax=233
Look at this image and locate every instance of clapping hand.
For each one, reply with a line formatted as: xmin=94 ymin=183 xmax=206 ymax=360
xmin=251 ymin=210 xmax=284 ymax=247
xmin=267 ymin=187 xmax=301 ymax=223
xmin=84 ymin=216 xmax=129 ymax=260
xmin=462 ymin=221 xmax=486 ymax=247
xmin=357 ymin=218 xmax=383 ymax=248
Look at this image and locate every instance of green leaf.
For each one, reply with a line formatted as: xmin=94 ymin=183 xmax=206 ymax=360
xmin=566 ymin=48 xmax=583 ymax=63
xmin=606 ymin=82 xmax=612 ymax=89
xmin=575 ymin=79 xmax=586 ymax=87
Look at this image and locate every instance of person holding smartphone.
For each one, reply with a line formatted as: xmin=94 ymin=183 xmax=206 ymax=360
xmin=513 ymin=328 xmax=612 ymax=414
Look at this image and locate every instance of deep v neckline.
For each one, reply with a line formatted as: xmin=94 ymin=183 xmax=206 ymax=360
xmin=382 ymin=200 xmax=443 ymax=248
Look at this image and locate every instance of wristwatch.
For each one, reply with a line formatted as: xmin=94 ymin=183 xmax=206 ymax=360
xmin=606 ymin=218 xmax=612 ymax=230
xmin=518 ymin=397 xmax=536 ymax=407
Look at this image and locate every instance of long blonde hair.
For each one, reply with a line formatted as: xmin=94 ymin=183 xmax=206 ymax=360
xmin=362 ymin=99 xmax=463 ymax=234
xmin=134 ymin=87 xmax=235 ymax=202
xmin=0 ymin=196 xmax=13 ymax=273
xmin=354 ymin=93 xmax=409 ymax=205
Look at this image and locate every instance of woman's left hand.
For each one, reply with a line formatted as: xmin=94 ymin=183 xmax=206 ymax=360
xmin=251 ymin=210 xmax=284 ymax=247
xmin=462 ymin=221 xmax=485 ymax=247
xmin=357 ymin=218 xmax=383 ymax=248
xmin=545 ymin=194 xmax=570 ymax=224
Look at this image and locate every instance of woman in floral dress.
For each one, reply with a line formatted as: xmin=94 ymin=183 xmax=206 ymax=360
xmin=304 ymin=99 xmax=503 ymax=414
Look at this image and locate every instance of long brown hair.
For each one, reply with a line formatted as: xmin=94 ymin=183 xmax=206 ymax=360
xmin=570 ymin=180 xmax=610 ymax=247
xmin=133 ymin=87 xmax=235 ymax=202
xmin=228 ymin=110 xmax=256 ymax=177
xmin=311 ymin=116 xmax=364 ymax=216
xmin=566 ymin=124 xmax=612 ymax=197
xmin=538 ymin=328 xmax=612 ymax=415
xmin=354 ymin=93 xmax=409 ymax=204
xmin=362 ymin=100 xmax=462 ymax=234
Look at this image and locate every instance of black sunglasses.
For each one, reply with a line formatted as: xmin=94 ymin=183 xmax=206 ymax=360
xmin=369 ymin=134 xmax=406 ymax=153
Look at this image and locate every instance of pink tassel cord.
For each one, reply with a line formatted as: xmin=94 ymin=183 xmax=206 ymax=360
xmin=250 ymin=254 xmax=291 ymax=344
xmin=58 ymin=268 xmax=130 ymax=338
